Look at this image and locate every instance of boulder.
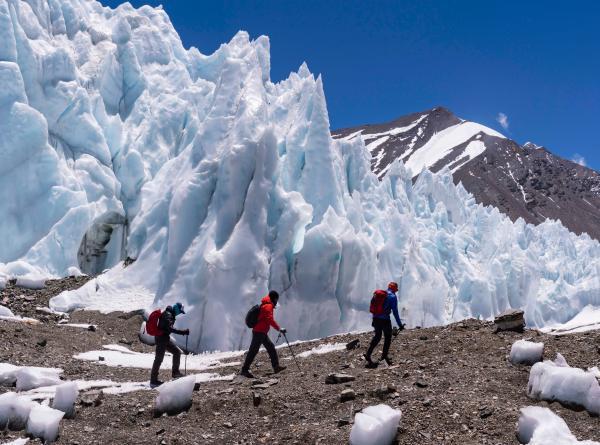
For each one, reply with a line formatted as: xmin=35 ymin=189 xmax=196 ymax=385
xmin=346 ymin=339 xmax=360 ymax=350
xmin=494 ymin=309 xmax=525 ymax=332
xmin=325 ymin=373 xmax=355 ymax=384
xmin=340 ymin=389 xmax=356 ymax=402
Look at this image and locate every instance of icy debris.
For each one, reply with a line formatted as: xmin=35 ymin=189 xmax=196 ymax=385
xmin=15 ymin=368 xmax=63 ymax=392
xmin=74 ymin=344 xmax=242 ymax=371
xmin=517 ymin=406 xmax=599 ymax=444
xmin=0 ymin=364 xmax=63 ymax=391
xmin=154 ymin=375 xmax=195 ymax=416
xmin=0 ymin=392 xmax=36 ymax=430
xmin=296 ymin=343 xmax=347 ymax=358
xmin=0 ymin=305 xmax=14 ymax=318
xmin=51 ymin=382 xmax=78 ymax=418
xmin=0 ymin=306 xmax=38 ymax=325
xmin=350 ymin=404 xmax=402 ymax=445
xmin=26 ymin=405 xmax=64 ymax=443
xmin=527 ymin=355 xmax=600 ymax=415
xmin=15 ymin=277 xmax=45 ymax=290
xmin=510 ymin=340 xmax=544 ymax=365
xmin=57 ymin=323 xmax=96 ymax=330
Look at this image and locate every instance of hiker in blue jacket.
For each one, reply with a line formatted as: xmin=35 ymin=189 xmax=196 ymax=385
xmin=365 ymin=281 xmax=404 ymax=366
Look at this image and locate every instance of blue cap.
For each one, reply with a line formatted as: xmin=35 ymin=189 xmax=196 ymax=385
xmin=173 ymin=302 xmax=185 ymax=315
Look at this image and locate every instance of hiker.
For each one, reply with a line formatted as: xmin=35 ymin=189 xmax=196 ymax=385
xmin=365 ymin=282 xmax=404 ymax=366
xmin=240 ymin=290 xmax=287 ymax=378
xmin=149 ymin=302 xmax=190 ymax=387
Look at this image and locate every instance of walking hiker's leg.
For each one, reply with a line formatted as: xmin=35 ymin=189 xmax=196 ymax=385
xmin=262 ymin=334 xmax=279 ymax=369
xmin=242 ymin=332 xmax=263 ymax=372
xmin=366 ymin=320 xmax=383 ymax=360
xmin=151 ymin=337 xmax=167 ymax=382
xmin=382 ymin=320 xmax=393 ymax=358
xmin=166 ymin=340 xmax=182 ymax=375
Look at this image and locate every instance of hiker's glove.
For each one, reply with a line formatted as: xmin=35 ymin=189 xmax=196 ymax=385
xmin=280 ymin=328 xmax=287 ymax=335
xmin=392 ymin=327 xmax=399 ymax=337
xmin=183 ymin=329 xmax=190 ymax=336
xmin=398 ymin=323 xmax=405 ymax=332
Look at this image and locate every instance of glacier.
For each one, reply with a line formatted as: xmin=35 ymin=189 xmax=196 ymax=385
xmin=0 ymin=0 xmax=599 ymax=351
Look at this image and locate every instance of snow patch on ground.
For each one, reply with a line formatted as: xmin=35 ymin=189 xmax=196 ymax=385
xmin=74 ymin=344 xmax=243 ymax=371
xmin=542 ymin=306 xmax=600 ymax=335
xmin=296 ymin=343 xmax=347 ymax=358
xmin=0 ymin=364 xmax=63 ymax=391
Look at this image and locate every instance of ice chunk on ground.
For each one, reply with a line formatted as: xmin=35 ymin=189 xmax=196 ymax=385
xmin=51 ymin=382 xmax=78 ymax=418
xmin=26 ymin=405 xmax=64 ymax=443
xmin=15 ymin=277 xmax=45 ymax=290
xmin=0 ymin=392 xmax=36 ymax=430
xmin=528 ymin=354 xmax=600 ymax=415
xmin=154 ymin=375 xmax=195 ymax=415
xmin=350 ymin=404 xmax=401 ymax=445
xmin=15 ymin=367 xmax=63 ymax=392
xmin=0 ymin=305 xmax=14 ymax=318
xmin=517 ymin=406 xmax=599 ymax=444
xmin=510 ymin=340 xmax=544 ymax=365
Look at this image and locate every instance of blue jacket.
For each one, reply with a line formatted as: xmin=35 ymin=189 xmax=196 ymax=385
xmin=374 ymin=289 xmax=402 ymax=326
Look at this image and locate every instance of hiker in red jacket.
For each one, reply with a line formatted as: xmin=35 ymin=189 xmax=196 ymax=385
xmin=240 ymin=291 xmax=287 ymax=378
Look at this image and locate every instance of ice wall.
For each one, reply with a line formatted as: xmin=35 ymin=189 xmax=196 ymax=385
xmin=0 ymin=0 xmax=599 ymax=351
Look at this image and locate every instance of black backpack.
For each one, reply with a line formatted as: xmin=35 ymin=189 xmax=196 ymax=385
xmin=245 ymin=304 xmax=261 ymax=328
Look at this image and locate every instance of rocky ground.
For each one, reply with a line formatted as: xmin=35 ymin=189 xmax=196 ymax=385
xmin=1 ymin=279 xmax=600 ymax=444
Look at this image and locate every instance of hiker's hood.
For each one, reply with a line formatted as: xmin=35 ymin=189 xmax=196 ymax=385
xmin=261 ymin=296 xmax=274 ymax=306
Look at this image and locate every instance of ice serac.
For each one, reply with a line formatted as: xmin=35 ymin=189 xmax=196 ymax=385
xmin=0 ymin=0 xmax=599 ymax=352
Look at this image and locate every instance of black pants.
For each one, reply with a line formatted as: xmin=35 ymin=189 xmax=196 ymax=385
xmin=242 ymin=331 xmax=279 ymax=372
xmin=366 ymin=318 xmax=392 ymax=360
xmin=150 ymin=336 xmax=182 ymax=382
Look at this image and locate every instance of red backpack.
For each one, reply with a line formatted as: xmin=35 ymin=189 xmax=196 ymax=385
xmin=369 ymin=290 xmax=388 ymax=316
xmin=145 ymin=309 xmax=164 ymax=337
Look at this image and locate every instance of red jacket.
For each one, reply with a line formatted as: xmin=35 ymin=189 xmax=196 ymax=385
xmin=253 ymin=295 xmax=281 ymax=334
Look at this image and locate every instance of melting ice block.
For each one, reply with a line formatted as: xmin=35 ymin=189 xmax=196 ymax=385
xmin=26 ymin=405 xmax=64 ymax=443
xmin=510 ymin=340 xmax=544 ymax=365
xmin=528 ymin=355 xmax=600 ymax=415
xmin=518 ymin=406 xmax=599 ymax=444
xmin=51 ymin=382 xmax=78 ymax=418
xmin=15 ymin=367 xmax=62 ymax=392
xmin=349 ymin=404 xmax=401 ymax=445
xmin=0 ymin=392 xmax=36 ymax=431
xmin=154 ymin=375 xmax=195 ymax=415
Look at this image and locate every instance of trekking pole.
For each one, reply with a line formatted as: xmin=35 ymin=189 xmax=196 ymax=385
xmin=185 ymin=334 xmax=188 ymax=376
xmin=282 ymin=332 xmax=302 ymax=372
xmin=275 ymin=332 xmax=282 ymax=345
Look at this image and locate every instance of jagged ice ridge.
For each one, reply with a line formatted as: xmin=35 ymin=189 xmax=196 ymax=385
xmin=0 ymin=0 xmax=598 ymax=351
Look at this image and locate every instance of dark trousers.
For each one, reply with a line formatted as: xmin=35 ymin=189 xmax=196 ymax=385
xmin=150 ymin=336 xmax=182 ymax=382
xmin=242 ymin=331 xmax=279 ymax=371
xmin=366 ymin=318 xmax=393 ymax=360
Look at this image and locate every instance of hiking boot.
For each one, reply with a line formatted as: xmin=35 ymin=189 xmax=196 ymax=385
xmin=172 ymin=371 xmax=185 ymax=379
xmin=363 ymin=353 xmax=374 ymax=365
xmin=273 ymin=365 xmax=287 ymax=374
xmin=240 ymin=369 xmax=255 ymax=379
xmin=150 ymin=380 xmax=163 ymax=388
xmin=380 ymin=356 xmax=393 ymax=366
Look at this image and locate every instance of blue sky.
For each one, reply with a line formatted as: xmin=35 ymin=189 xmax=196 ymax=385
xmin=105 ymin=1 xmax=599 ymax=170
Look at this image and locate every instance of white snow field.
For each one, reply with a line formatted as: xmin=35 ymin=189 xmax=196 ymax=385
xmin=527 ymin=354 xmax=600 ymax=415
xmin=0 ymin=0 xmax=599 ymax=351
xmin=517 ymin=406 xmax=599 ymax=445
xmin=510 ymin=340 xmax=544 ymax=365
xmin=350 ymin=404 xmax=402 ymax=445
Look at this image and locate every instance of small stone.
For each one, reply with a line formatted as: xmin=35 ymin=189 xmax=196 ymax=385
xmin=340 ymin=389 xmax=356 ymax=402
xmin=337 ymin=418 xmax=351 ymax=427
xmin=80 ymin=391 xmax=103 ymax=407
xmin=422 ymin=398 xmax=432 ymax=407
xmin=419 ymin=335 xmax=428 ymax=341
xmin=87 ymin=325 xmax=96 ymax=332
xmin=479 ymin=407 xmax=494 ymax=419
xmin=83 ymin=426 xmax=95 ymax=433
xmin=253 ymin=392 xmax=262 ymax=407
xmin=37 ymin=339 xmax=47 ymax=347
xmin=414 ymin=379 xmax=428 ymax=388
xmin=137 ymin=408 xmax=145 ymax=415
xmin=156 ymin=428 xmax=166 ymax=435
xmin=346 ymin=339 xmax=360 ymax=350
xmin=144 ymin=421 xmax=151 ymax=427
xmin=98 ymin=356 xmax=105 ymax=361
xmin=223 ymin=422 xmax=233 ymax=428
xmin=119 ymin=338 xmax=133 ymax=346
xmin=325 ymin=373 xmax=355 ymax=384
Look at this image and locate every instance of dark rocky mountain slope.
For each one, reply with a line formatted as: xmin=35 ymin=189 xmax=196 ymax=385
xmin=333 ymin=107 xmax=600 ymax=240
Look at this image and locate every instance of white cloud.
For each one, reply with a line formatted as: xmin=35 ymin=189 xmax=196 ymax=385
xmin=571 ymin=153 xmax=587 ymax=167
xmin=496 ymin=112 xmax=509 ymax=130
